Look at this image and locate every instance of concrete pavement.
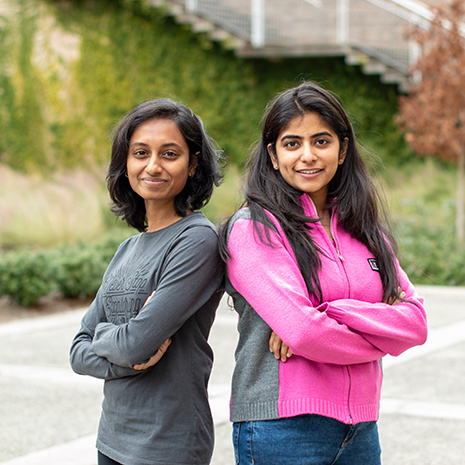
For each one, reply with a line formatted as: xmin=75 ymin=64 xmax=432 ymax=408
xmin=0 ymin=286 xmax=464 ymax=464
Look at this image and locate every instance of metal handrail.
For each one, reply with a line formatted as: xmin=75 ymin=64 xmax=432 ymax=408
xmin=171 ymin=0 xmax=439 ymax=75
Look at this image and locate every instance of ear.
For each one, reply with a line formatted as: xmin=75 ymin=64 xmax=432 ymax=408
xmin=189 ymin=152 xmax=199 ymax=177
xmin=338 ymin=137 xmax=349 ymax=165
xmin=267 ymin=143 xmax=279 ymax=170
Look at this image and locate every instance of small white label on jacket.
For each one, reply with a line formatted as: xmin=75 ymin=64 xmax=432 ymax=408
xmin=368 ymin=258 xmax=380 ymax=272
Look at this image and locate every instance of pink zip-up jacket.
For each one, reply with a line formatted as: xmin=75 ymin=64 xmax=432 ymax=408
xmin=225 ymin=194 xmax=427 ymax=425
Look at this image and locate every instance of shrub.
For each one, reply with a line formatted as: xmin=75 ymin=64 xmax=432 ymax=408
xmin=0 ymin=249 xmax=56 ymax=306
xmin=53 ymin=229 xmax=131 ymax=299
xmin=0 ymin=228 xmax=132 ymax=306
xmin=53 ymin=243 xmax=107 ymax=299
xmin=394 ymin=204 xmax=465 ymax=286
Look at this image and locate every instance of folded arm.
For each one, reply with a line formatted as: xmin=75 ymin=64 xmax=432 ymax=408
xmin=91 ymin=227 xmax=223 ymax=367
xmin=227 ymin=217 xmax=386 ymax=365
xmin=69 ymin=290 xmax=142 ymax=380
xmin=319 ymin=266 xmax=427 ymax=356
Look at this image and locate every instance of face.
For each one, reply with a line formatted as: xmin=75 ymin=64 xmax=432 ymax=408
xmin=268 ymin=111 xmax=347 ymax=207
xmin=126 ymin=118 xmax=194 ymax=212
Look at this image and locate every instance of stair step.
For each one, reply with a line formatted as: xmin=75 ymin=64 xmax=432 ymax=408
xmin=148 ymin=0 xmax=437 ymax=91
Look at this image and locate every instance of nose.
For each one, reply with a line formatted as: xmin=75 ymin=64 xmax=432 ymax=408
xmin=145 ymin=154 xmax=162 ymax=176
xmin=300 ymin=142 xmax=317 ymax=163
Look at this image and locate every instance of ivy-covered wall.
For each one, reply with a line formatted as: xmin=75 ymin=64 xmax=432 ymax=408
xmin=0 ymin=0 xmax=409 ymax=173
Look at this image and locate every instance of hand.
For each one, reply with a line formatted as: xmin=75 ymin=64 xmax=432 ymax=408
xmin=144 ymin=290 xmax=156 ymax=306
xmin=133 ymin=338 xmax=172 ymax=371
xmin=385 ymin=288 xmax=406 ymax=305
xmin=269 ymin=331 xmax=292 ymax=362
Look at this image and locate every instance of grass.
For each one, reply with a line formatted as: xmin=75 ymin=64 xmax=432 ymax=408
xmin=0 ymin=159 xmax=462 ymax=286
xmin=0 ymin=164 xmax=111 ymax=249
xmin=202 ymin=164 xmax=244 ymax=225
xmin=378 ymin=158 xmax=462 ymax=284
xmin=0 ymin=163 xmax=243 ymax=249
xmin=381 ymin=158 xmax=456 ymax=230
xmin=0 ymin=159 xmax=457 ymax=245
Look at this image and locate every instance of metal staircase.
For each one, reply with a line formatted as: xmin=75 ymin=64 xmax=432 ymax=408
xmin=148 ymin=0 xmax=443 ymax=92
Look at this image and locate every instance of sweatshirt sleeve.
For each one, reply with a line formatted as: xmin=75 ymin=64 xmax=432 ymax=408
xmin=69 ymin=289 xmax=142 ymax=380
xmin=91 ymin=226 xmax=223 ymax=367
xmin=318 ymin=262 xmax=428 ymax=356
xmin=227 ymin=217 xmax=386 ymax=365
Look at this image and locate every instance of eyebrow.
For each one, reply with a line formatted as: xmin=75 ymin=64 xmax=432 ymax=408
xmin=280 ymin=131 xmax=333 ymax=142
xmin=129 ymin=141 xmax=184 ymax=149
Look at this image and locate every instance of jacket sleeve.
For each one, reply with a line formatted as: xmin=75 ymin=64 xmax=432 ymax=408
xmin=227 ymin=218 xmax=386 ymax=365
xmin=318 ymin=262 xmax=427 ymax=356
xmin=91 ymin=227 xmax=223 ymax=367
xmin=69 ymin=289 xmax=142 ymax=380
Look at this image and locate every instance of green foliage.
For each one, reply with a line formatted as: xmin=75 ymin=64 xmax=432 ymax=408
xmin=0 ymin=0 xmax=49 ymax=171
xmin=0 ymin=249 xmax=55 ymax=306
xmin=0 ymin=229 xmax=131 ymax=306
xmin=395 ymin=200 xmax=465 ymax=286
xmin=383 ymin=158 xmax=464 ymax=285
xmin=0 ymin=0 xmax=461 ymax=292
xmin=53 ymin=244 xmax=107 ymax=299
xmin=202 ymin=165 xmax=243 ymax=223
xmin=0 ymin=0 xmax=412 ymax=173
xmin=0 ymin=160 xmax=463 ymax=308
xmin=53 ymin=229 xmax=130 ymax=299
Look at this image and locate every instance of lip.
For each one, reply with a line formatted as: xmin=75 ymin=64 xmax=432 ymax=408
xmin=141 ymin=177 xmax=167 ymax=187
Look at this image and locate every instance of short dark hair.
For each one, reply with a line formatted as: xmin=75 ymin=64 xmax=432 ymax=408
xmin=107 ymin=99 xmax=223 ymax=231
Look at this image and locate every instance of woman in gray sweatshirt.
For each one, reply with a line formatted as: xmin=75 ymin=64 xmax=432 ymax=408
xmin=70 ymin=99 xmax=224 ymax=465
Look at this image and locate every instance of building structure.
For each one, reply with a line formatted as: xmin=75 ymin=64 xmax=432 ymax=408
xmin=149 ymin=0 xmax=449 ymax=91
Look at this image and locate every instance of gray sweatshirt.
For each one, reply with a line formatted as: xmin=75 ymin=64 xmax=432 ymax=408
xmin=70 ymin=212 xmax=224 ymax=465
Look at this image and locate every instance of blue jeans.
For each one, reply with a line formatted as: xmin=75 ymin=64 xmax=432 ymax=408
xmin=98 ymin=452 xmax=122 ymax=465
xmin=233 ymin=415 xmax=381 ymax=465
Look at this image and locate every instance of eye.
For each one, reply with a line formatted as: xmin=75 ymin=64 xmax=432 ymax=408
xmin=163 ymin=150 xmax=179 ymax=158
xmin=315 ymin=138 xmax=329 ymax=146
xmin=133 ymin=149 xmax=148 ymax=157
xmin=284 ymin=140 xmax=299 ymax=148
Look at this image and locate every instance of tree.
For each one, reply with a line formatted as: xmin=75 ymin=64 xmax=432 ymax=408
xmin=396 ymin=0 xmax=465 ymax=243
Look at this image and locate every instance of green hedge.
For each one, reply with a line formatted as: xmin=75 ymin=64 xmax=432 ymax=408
xmin=0 ymin=218 xmax=464 ymax=307
xmin=398 ymin=229 xmax=465 ymax=286
xmin=0 ymin=229 xmax=130 ymax=306
xmin=0 ymin=249 xmax=55 ymax=307
xmin=395 ymin=210 xmax=465 ymax=286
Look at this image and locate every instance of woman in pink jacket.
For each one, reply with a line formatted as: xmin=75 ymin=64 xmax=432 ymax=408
xmin=219 ymin=81 xmax=427 ymax=465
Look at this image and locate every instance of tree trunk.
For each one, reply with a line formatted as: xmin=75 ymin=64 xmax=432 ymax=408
xmin=457 ymin=151 xmax=465 ymax=244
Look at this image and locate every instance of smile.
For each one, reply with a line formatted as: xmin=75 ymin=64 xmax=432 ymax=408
xmin=141 ymin=178 xmax=167 ymax=186
xmin=297 ymin=169 xmax=323 ymax=174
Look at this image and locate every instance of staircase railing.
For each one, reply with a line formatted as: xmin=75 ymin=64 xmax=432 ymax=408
xmin=159 ymin=0 xmax=437 ymax=87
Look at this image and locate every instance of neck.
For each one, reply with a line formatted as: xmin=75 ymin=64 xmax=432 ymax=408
xmin=145 ymin=201 xmax=186 ymax=232
xmin=307 ymin=193 xmax=327 ymax=219
xmin=306 ymin=193 xmax=333 ymax=239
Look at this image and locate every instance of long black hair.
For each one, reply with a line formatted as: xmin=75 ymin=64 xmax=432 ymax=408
xmin=107 ymin=98 xmax=223 ymax=232
xmin=219 ymin=81 xmax=400 ymax=303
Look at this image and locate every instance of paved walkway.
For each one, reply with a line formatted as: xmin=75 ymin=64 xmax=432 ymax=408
xmin=0 ymin=286 xmax=464 ymax=465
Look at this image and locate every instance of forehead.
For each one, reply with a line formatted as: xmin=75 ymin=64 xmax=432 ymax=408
xmin=130 ymin=118 xmax=186 ymax=143
xmin=279 ymin=112 xmax=334 ymax=136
